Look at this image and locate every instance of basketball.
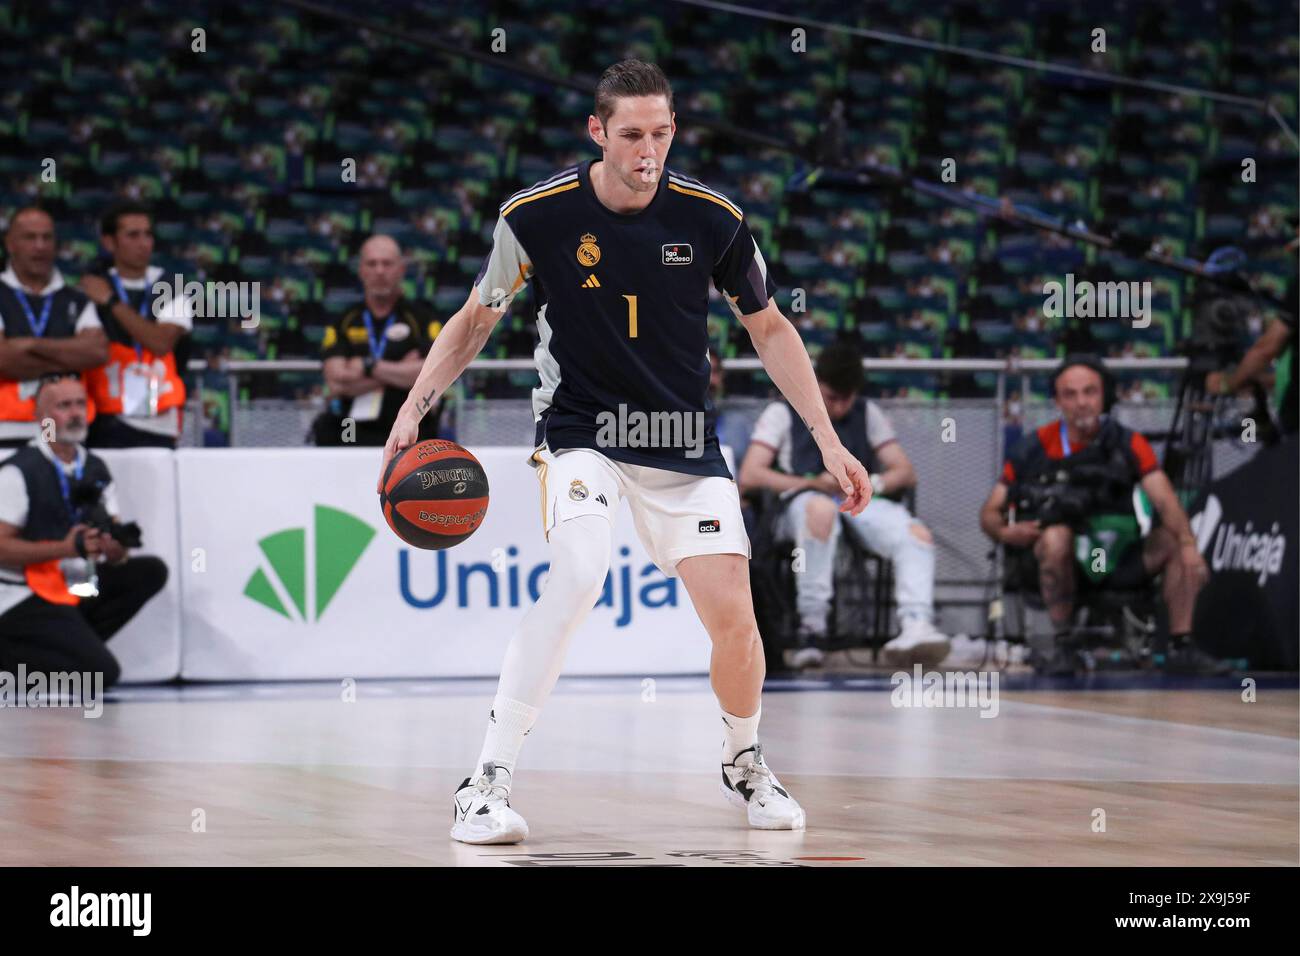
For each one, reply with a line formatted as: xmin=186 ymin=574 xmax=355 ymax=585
xmin=380 ymin=439 xmax=490 ymax=550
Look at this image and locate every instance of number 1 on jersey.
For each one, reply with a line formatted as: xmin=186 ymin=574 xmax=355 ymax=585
xmin=622 ymin=294 xmax=638 ymax=338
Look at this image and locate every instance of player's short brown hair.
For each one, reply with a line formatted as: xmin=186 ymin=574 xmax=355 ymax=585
xmin=594 ymin=59 xmax=674 ymax=128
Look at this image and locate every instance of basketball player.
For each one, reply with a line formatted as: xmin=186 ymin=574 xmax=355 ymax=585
xmin=379 ymin=60 xmax=872 ymax=843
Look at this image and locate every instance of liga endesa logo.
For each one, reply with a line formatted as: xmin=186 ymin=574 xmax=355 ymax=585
xmin=243 ymin=505 xmax=376 ymax=623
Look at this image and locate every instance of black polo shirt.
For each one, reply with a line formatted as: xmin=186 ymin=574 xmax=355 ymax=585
xmin=320 ymin=298 xmax=442 ymax=443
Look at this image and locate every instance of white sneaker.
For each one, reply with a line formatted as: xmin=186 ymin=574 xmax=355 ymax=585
xmin=940 ymin=634 xmax=1029 ymax=668
xmin=720 ymin=744 xmax=806 ymax=830
xmin=450 ymin=762 xmax=529 ymax=845
xmin=783 ymin=645 xmax=825 ymax=669
xmin=883 ymin=616 xmax=951 ymax=667
xmin=783 ymin=623 xmax=826 ymax=670
xmin=941 ymin=633 xmax=988 ymax=667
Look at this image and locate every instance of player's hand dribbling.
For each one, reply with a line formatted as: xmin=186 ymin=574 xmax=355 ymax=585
xmin=377 ymin=404 xmax=422 ymax=494
xmin=819 ymin=442 xmax=872 ymax=516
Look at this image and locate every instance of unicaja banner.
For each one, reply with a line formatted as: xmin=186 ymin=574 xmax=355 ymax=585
xmin=176 ymin=448 xmax=714 ymax=679
xmin=1189 ymin=433 xmax=1298 ymax=669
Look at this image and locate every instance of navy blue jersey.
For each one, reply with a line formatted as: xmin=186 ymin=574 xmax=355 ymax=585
xmin=474 ymin=158 xmax=777 ymax=477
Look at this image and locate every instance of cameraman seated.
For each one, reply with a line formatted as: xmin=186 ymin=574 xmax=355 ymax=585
xmin=0 ymin=374 xmax=166 ymax=688
xmin=978 ymin=355 xmax=1215 ymax=675
xmin=740 ymin=341 xmax=950 ymax=669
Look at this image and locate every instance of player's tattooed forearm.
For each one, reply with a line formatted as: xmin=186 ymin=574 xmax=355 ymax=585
xmin=417 ymin=391 xmax=437 ymax=414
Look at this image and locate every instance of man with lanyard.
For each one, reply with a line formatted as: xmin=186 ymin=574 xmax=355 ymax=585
xmin=318 ymin=234 xmax=440 ymax=446
xmin=78 ymin=201 xmax=192 ymax=448
xmin=0 ymin=374 xmax=168 ymax=688
xmin=0 ymin=207 xmax=109 ymax=449
xmin=979 ymin=355 xmax=1217 ymax=674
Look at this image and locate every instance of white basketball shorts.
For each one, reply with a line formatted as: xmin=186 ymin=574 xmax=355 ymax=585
xmin=528 ymin=444 xmax=751 ymax=577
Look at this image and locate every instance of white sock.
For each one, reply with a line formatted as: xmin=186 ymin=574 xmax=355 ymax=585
xmin=720 ymin=706 xmax=761 ymax=763
xmin=472 ymin=695 xmax=539 ymax=779
xmin=470 ymin=514 xmax=612 ymax=781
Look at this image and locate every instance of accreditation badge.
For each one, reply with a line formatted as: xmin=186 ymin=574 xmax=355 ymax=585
xmin=17 ymin=378 xmax=41 ymax=402
xmin=121 ymin=362 xmax=161 ymax=418
xmin=349 ymin=388 xmax=382 ymax=422
xmin=60 ymin=557 xmax=100 ymax=598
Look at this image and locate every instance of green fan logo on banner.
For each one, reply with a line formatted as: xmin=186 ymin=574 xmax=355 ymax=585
xmin=244 ymin=506 xmax=376 ymax=622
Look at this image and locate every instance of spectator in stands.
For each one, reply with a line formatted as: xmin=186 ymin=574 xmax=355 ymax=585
xmin=978 ymin=354 xmax=1216 ymax=675
xmin=739 ymin=341 xmax=951 ymax=669
xmin=0 ymin=374 xmax=167 ymax=688
xmin=0 ymin=207 xmax=109 ymax=449
xmin=316 ymin=235 xmax=442 ymax=446
xmin=76 ymin=202 xmax=192 ymax=448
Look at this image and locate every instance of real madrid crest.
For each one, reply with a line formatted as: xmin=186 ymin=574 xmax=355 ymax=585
xmin=569 ymin=479 xmax=589 ymax=501
xmin=576 ymin=233 xmax=601 ymax=267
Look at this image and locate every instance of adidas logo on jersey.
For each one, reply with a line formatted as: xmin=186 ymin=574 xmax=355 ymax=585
xmin=581 ymin=274 xmax=601 ymax=288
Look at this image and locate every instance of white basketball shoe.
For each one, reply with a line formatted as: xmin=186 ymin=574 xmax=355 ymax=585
xmin=721 ymin=743 xmax=807 ymax=830
xmin=450 ymin=762 xmax=529 ymax=845
xmin=882 ymin=616 xmax=951 ymax=667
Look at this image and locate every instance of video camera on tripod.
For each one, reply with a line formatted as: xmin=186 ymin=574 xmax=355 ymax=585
xmin=1163 ymin=290 xmax=1278 ymax=495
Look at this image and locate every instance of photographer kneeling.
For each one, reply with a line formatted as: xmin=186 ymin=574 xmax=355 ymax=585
xmin=979 ymin=355 xmax=1217 ymax=675
xmin=0 ymin=374 xmax=166 ymax=687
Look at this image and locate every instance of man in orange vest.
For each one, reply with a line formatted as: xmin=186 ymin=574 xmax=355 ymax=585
xmin=0 ymin=374 xmax=167 ymax=688
xmin=79 ymin=202 xmax=191 ymax=448
xmin=0 ymin=207 xmax=109 ymax=449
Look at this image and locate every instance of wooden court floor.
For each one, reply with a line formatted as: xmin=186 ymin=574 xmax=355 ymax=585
xmin=1 ymin=677 xmax=1295 ymax=866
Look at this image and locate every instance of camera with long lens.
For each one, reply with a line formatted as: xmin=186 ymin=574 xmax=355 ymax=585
xmin=70 ymin=479 xmax=143 ymax=549
xmin=1011 ymin=460 xmax=1132 ymax=530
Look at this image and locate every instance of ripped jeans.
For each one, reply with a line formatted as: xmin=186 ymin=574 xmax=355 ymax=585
xmin=777 ymin=491 xmax=936 ymax=632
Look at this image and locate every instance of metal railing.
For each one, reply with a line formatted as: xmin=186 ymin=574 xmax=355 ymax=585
xmin=184 ymin=355 xmax=1193 ymax=464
